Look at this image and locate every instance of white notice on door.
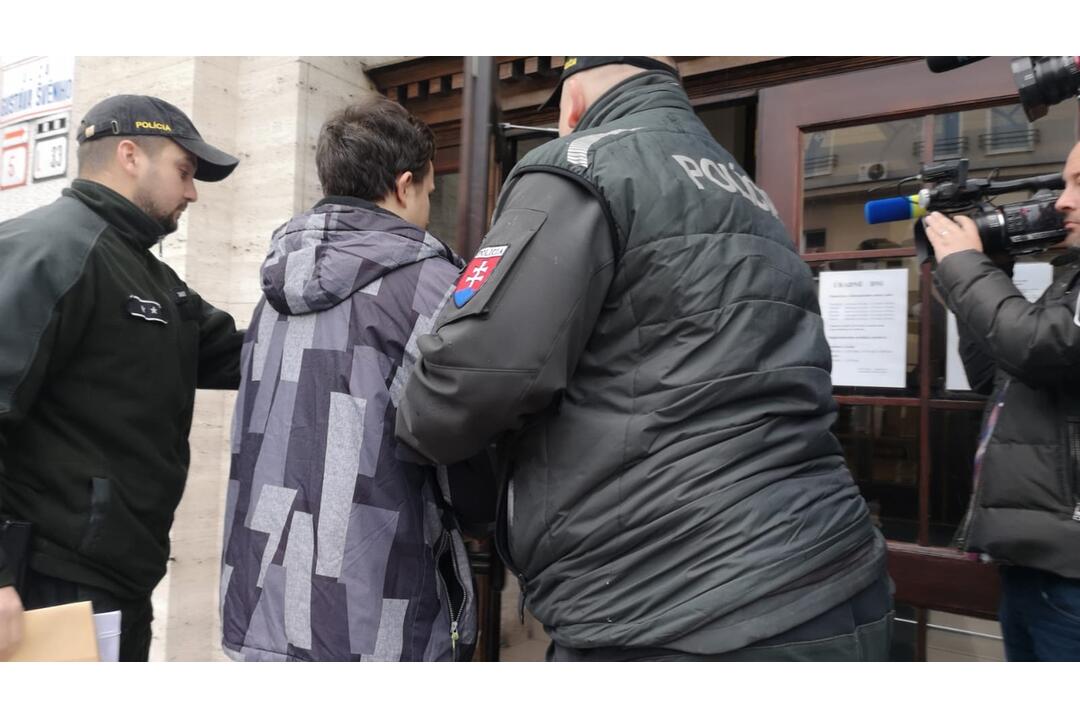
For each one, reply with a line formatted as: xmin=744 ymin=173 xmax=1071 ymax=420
xmin=819 ymin=268 xmax=909 ymax=389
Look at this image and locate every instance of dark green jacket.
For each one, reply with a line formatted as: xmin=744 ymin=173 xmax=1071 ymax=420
xmin=940 ymin=250 xmax=1080 ymax=579
xmin=398 ymin=72 xmax=885 ymax=653
xmin=0 ymin=179 xmax=241 ymax=598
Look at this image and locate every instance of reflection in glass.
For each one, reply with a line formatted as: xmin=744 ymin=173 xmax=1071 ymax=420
xmin=697 ymin=104 xmax=753 ymax=172
xmin=954 ymin=100 xmax=1075 ymax=174
xmin=834 ymin=404 xmax=919 ymax=542
xmin=803 ymin=131 xmax=835 ymax=178
xmin=929 ymin=410 xmax=982 ymax=546
xmin=427 ymin=172 xmax=459 ymax=253
xmin=802 ymin=118 xmax=923 ymax=253
xmin=986 ymin=105 xmax=1035 ymax=155
xmin=933 ymin=112 xmax=966 ymax=159
xmin=800 ymin=101 xmax=1077 ymax=255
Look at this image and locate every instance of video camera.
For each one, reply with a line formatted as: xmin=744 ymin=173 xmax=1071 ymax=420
xmin=926 ymin=56 xmax=1080 ymax=122
xmin=865 ymin=158 xmax=1065 ymax=264
xmin=1011 ymin=56 xmax=1080 ymax=121
xmin=861 ymin=56 xmax=1078 ymax=264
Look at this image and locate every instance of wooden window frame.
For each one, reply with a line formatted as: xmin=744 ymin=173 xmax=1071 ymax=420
xmin=756 ymin=59 xmax=1045 ymax=640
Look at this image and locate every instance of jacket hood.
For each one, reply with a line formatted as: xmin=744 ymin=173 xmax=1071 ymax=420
xmin=261 ymin=198 xmax=461 ymax=316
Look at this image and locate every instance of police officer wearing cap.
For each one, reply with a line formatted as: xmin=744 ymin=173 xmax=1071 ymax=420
xmin=397 ymin=57 xmax=892 ymax=660
xmin=0 ymin=95 xmax=242 ymax=661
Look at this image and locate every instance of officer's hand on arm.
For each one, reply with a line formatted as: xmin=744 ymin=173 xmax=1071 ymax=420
xmin=396 ymin=174 xmax=616 ymax=465
xmin=0 ymin=585 xmax=24 ymax=660
xmin=924 ymin=212 xmax=983 ymax=260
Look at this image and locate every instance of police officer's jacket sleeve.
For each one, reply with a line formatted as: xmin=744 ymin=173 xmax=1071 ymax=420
xmin=936 ymin=249 xmax=1080 ymax=385
xmin=395 ymin=173 xmax=616 ymax=465
xmin=194 ymin=295 xmax=243 ymax=390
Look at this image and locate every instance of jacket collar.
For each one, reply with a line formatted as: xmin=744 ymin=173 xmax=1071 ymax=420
xmin=575 ymin=70 xmax=691 ymax=133
xmin=315 ymin=195 xmax=400 ymax=218
xmin=63 ymin=179 xmax=167 ymax=252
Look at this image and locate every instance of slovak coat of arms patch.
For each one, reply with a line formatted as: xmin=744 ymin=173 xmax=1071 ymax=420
xmin=453 ymin=245 xmax=508 ymax=307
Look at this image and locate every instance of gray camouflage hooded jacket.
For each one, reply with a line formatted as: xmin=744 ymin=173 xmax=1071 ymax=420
xmin=220 ymin=197 xmax=475 ymax=661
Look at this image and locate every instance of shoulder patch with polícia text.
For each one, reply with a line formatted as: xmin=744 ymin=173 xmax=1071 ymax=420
xmin=453 ymin=245 xmax=508 ymax=307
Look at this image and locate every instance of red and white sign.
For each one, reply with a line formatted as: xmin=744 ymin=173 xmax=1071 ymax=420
xmin=2 ymin=124 xmax=28 ymax=148
xmin=1 ymin=123 xmax=30 ymax=190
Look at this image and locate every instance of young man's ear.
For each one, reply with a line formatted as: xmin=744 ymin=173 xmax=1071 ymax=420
xmin=395 ymin=170 xmax=415 ymax=206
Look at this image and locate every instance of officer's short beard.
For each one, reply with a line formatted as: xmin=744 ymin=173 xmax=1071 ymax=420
xmin=132 ymin=186 xmax=180 ymax=235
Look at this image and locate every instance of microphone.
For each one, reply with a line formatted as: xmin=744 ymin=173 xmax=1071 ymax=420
xmin=864 ymin=195 xmax=927 ymax=225
xmin=926 ymin=57 xmax=988 ymax=74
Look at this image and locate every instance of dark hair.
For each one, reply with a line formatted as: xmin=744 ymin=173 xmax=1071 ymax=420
xmin=316 ymin=95 xmax=435 ymax=201
xmin=76 ymin=135 xmax=170 ymax=177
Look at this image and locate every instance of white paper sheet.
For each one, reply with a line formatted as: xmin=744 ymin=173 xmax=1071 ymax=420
xmin=819 ymin=268 xmax=910 ymax=388
xmin=93 ymin=610 xmax=122 ymax=662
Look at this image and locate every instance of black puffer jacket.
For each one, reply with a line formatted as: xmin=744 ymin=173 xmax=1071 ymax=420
xmin=939 ymin=250 xmax=1080 ymax=579
xmin=399 ymin=71 xmax=886 ymax=653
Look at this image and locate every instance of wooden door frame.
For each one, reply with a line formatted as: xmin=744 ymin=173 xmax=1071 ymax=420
xmin=756 ymin=57 xmax=1027 ymax=621
xmin=369 ymin=56 xmax=915 ymax=175
xmin=757 ymin=57 xmax=1019 ymax=240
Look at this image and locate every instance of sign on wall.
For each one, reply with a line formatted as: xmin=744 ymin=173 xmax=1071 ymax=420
xmin=1 ymin=57 xmax=74 ymax=126
xmin=945 ymin=262 xmax=1054 ymax=391
xmin=1 ymin=123 xmax=29 ymax=190
xmin=32 ymin=112 xmax=68 ymax=181
xmin=819 ymin=268 xmax=910 ymax=388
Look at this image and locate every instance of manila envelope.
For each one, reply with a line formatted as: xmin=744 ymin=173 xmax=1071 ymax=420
xmin=4 ymin=600 xmax=99 ymax=662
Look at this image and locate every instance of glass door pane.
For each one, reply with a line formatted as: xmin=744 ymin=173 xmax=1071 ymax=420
xmin=802 ymin=118 xmax=923 ymax=254
xmin=428 ymin=171 xmax=459 ymax=253
xmin=833 ymin=404 xmax=920 ymax=542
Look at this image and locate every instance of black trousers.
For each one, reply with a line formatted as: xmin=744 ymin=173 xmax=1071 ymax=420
xmin=548 ymin=572 xmax=894 ymax=661
xmin=21 ymin=567 xmax=154 ymax=662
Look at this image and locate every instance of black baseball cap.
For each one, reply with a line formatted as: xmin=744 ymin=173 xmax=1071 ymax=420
xmin=76 ymin=94 xmax=239 ymax=182
xmin=539 ymin=56 xmax=680 ymax=111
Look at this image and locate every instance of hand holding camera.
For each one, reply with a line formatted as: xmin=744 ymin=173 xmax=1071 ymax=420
xmin=922 ymin=211 xmax=982 ymax=261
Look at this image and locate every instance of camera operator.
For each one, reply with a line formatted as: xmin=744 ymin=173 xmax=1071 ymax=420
xmin=924 ymin=141 xmax=1080 ymax=660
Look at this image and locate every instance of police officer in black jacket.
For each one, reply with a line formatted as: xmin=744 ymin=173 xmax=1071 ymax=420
xmin=0 ymin=95 xmax=242 ymax=661
xmin=925 ymin=141 xmax=1080 ymax=660
xmin=398 ymin=57 xmax=892 ymax=661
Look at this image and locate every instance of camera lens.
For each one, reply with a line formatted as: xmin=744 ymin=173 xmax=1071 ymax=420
xmin=1012 ymin=56 xmax=1080 ymax=122
xmin=974 ymin=196 xmax=1067 ymax=256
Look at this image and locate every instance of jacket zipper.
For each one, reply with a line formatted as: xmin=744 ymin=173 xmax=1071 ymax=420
xmin=435 ymin=533 xmax=466 ymax=660
xmin=507 ymin=477 xmax=530 ymax=623
xmin=957 ymin=381 xmax=1011 ymax=548
xmin=1068 ymin=418 xmax=1080 ymax=522
xmin=494 ymin=469 xmax=530 ymax=623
